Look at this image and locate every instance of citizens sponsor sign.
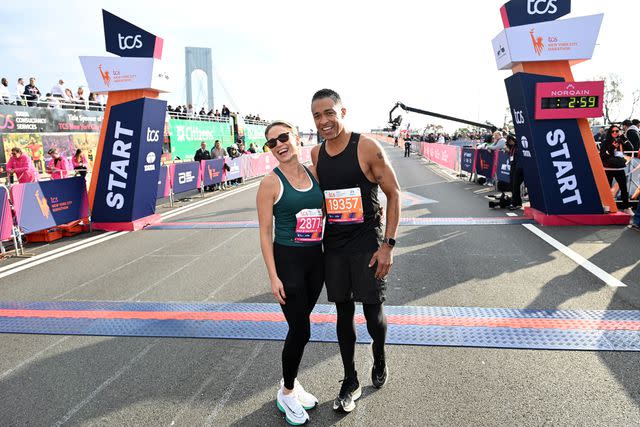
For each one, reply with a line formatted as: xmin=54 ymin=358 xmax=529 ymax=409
xmin=500 ymin=0 xmax=571 ymax=28
xmin=10 ymin=177 xmax=89 ymax=234
xmin=92 ymin=98 xmax=166 ymax=223
xmin=0 ymin=105 xmax=103 ymax=133
xmin=102 ymin=10 xmax=163 ymax=59
xmin=505 ymin=72 xmax=603 ymax=215
xmin=492 ymin=14 xmax=603 ymax=70
xmin=79 ymin=56 xmax=171 ymax=94
xmin=168 ymin=119 xmax=234 ymax=160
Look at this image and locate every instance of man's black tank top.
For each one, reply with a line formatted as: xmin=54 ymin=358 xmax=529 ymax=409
xmin=316 ymin=132 xmax=381 ymax=252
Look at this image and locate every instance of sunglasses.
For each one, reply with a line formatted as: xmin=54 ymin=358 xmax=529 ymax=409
xmin=611 ymin=129 xmax=620 ymax=134
xmin=266 ymin=132 xmax=290 ymax=149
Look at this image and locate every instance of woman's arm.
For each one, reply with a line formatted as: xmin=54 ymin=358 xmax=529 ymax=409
xmin=256 ymin=174 xmax=286 ymax=304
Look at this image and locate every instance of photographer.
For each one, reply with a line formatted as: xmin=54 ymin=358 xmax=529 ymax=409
xmin=506 ymin=134 xmax=524 ymax=210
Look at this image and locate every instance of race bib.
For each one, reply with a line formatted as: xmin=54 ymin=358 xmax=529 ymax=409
xmin=324 ymin=188 xmax=364 ymax=224
xmin=294 ymin=209 xmax=323 ymax=242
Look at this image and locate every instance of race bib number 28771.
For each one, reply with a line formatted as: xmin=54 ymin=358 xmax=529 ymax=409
xmin=324 ymin=187 xmax=364 ymax=224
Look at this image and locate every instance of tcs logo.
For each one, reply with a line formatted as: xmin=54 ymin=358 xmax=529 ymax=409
xmin=146 ymin=127 xmax=159 ymax=142
xmin=0 ymin=114 xmax=15 ymax=130
xmin=118 ymin=33 xmax=143 ymax=50
xmin=527 ymin=0 xmax=557 ymax=15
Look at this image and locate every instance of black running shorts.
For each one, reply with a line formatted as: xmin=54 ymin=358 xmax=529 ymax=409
xmin=324 ymin=250 xmax=387 ymax=304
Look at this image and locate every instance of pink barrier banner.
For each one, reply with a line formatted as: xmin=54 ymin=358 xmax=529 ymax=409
xmin=0 ymin=186 xmax=12 ymax=241
xmin=421 ymin=143 xmax=460 ymax=171
xmin=248 ymin=152 xmax=277 ymax=178
xmin=298 ymin=146 xmax=312 ymax=164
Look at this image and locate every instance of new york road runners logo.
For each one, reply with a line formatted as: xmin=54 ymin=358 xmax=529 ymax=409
xmin=529 ymin=29 xmax=544 ymax=55
xmin=98 ymin=64 xmax=111 ymax=87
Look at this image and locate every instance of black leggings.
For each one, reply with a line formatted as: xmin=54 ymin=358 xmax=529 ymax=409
xmin=274 ymin=243 xmax=324 ymax=390
xmin=336 ymin=301 xmax=387 ymax=379
xmin=606 ymin=169 xmax=629 ymax=209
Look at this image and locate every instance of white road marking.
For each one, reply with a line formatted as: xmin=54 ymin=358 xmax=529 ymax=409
xmin=53 ymin=339 xmax=160 ymax=427
xmin=506 ymin=212 xmax=518 ymax=217
xmin=0 ymin=336 xmax=70 ymax=382
xmin=205 ymin=252 xmax=262 ymax=301
xmin=202 ymin=342 xmax=265 ymax=427
xmin=523 ymin=224 xmax=627 ymax=288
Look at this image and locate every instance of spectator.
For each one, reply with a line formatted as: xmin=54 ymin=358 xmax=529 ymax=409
xmin=214 ymin=109 xmax=220 ymax=117
xmin=76 ymin=86 xmax=87 ymax=109
xmin=0 ymin=78 xmax=10 ymax=104
xmin=187 ymin=104 xmax=194 ymax=116
xmin=46 ymin=148 xmax=71 ymax=179
xmin=194 ymin=141 xmax=212 ymax=161
xmin=199 ymin=107 xmax=206 ymax=116
xmin=6 ymin=147 xmax=38 ymax=183
xmin=51 ymin=79 xmax=65 ymax=98
xmin=211 ymin=140 xmax=226 ymax=159
xmin=262 ymin=142 xmax=270 ymax=152
xmin=486 ymin=131 xmax=507 ymax=151
xmin=46 ymin=93 xmax=61 ymax=109
xmin=88 ymin=92 xmax=101 ymax=111
xmin=404 ymin=138 xmax=411 ymax=157
xmin=23 ymin=77 xmax=41 ymax=107
xmin=238 ymin=142 xmax=249 ymax=155
xmin=221 ymin=104 xmax=230 ymax=117
xmin=227 ymin=143 xmax=240 ymax=158
xmin=594 ymin=127 xmax=606 ymax=144
xmin=437 ymin=134 xmax=445 ymax=144
xmin=27 ymin=136 xmax=44 ymax=173
xmin=16 ymin=78 xmax=25 ymax=104
xmin=248 ymin=143 xmax=257 ymax=154
xmin=62 ymin=88 xmax=75 ymax=109
xmin=600 ymin=125 xmax=633 ymax=214
xmin=72 ymin=148 xmax=89 ymax=178
xmin=622 ymin=119 xmax=640 ymax=152
xmin=506 ymin=134 xmax=524 ymax=210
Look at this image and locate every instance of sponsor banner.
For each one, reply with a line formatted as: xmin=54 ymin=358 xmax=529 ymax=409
xmin=497 ymin=151 xmax=512 ymax=183
xmin=10 ymin=177 xmax=89 ymax=234
xmin=171 ymin=161 xmax=200 ymax=194
xmin=0 ymin=105 xmax=103 ymax=134
xmin=0 ymin=186 xmax=12 ymax=241
xmin=461 ymin=148 xmax=477 ymax=173
xmin=102 ymin=9 xmax=163 ymax=59
xmin=156 ymin=164 xmax=171 ymax=199
xmin=202 ymin=159 xmax=225 ymax=186
xmin=492 ymin=14 xmax=603 ymax=70
xmin=243 ymin=123 xmax=267 ymax=148
xmin=421 ymin=143 xmax=460 ymax=171
xmin=629 ymin=158 xmax=640 ymax=199
xmin=168 ymin=119 xmax=233 ymax=160
xmin=79 ymin=56 xmax=171 ymax=94
xmin=92 ymin=98 xmax=166 ymax=223
xmin=476 ymin=149 xmax=498 ymax=179
xmin=505 ymin=72 xmax=603 ymax=215
xmin=248 ymin=152 xmax=276 ymax=178
xmin=225 ymin=157 xmax=242 ymax=181
xmin=500 ymin=0 xmax=571 ymax=28
xmin=298 ymin=146 xmax=312 ymax=164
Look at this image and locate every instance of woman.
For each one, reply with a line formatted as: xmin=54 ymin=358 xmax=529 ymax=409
xmin=6 ymin=147 xmax=38 ymax=183
xmin=72 ymin=148 xmax=89 ymax=178
xmin=600 ymin=125 xmax=633 ymax=214
xmin=256 ymin=121 xmax=324 ymax=426
xmin=46 ymin=148 xmax=70 ymax=180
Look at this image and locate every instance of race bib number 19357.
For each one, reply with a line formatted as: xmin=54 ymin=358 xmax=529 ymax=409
xmin=294 ymin=209 xmax=324 ymax=242
xmin=324 ymin=187 xmax=364 ymax=224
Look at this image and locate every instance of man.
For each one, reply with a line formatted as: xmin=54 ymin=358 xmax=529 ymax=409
xmin=51 ymin=79 xmax=65 ymax=98
xmin=310 ymin=88 xmax=400 ymax=413
xmin=23 ymin=77 xmax=41 ymax=107
xmin=0 ymin=78 xmax=10 ymax=104
xmin=221 ymin=104 xmax=230 ymax=117
xmin=16 ymin=78 xmax=25 ymax=105
xmin=194 ymin=141 xmax=212 ymax=191
xmin=622 ymin=119 xmax=640 ymax=152
xmin=486 ymin=130 xmax=507 ymax=151
xmin=594 ymin=127 xmax=606 ymax=144
xmin=506 ymin=134 xmax=524 ymax=210
xmin=211 ymin=140 xmax=226 ymax=159
xmin=404 ymin=137 xmax=411 ymax=157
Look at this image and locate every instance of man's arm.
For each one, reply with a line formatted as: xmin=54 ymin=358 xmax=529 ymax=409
xmin=310 ymin=144 xmax=320 ymax=167
xmin=361 ymin=136 xmax=401 ymax=279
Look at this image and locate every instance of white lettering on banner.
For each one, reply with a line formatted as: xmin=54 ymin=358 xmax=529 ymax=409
xmin=514 ymin=110 xmax=525 ymax=124
xmin=146 ymin=128 xmax=159 ymax=142
xmin=545 ymin=129 xmax=582 ymax=205
xmin=550 ymin=89 xmax=590 ymax=96
xmin=178 ymin=171 xmax=195 ymax=184
xmin=106 ymin=121 xmax=134 ymax=210
xmin=175 ymin=125 xmax=216 ymax=142
xmin=118 ymin=33 xmax=143 ymax=50
xmin=527 ymin=0 xmax=558 ymax=15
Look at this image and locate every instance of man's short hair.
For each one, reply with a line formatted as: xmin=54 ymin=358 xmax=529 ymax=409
xmin=622 ymin=119 xmax=633 ymax=127
xmin=311 ymin=88 xmax=342 ymax=105
xmin=632 ymin=119 xmax=640 ymax=127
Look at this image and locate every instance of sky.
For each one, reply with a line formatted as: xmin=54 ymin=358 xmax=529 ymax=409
xmin=1 ymin=0 xmax=638 ymax=133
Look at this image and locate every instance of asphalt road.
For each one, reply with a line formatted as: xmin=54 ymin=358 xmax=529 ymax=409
xmin=0 ymin=143 xmax=638 ymax=426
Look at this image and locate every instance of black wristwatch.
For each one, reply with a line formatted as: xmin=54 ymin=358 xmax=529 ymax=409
xmin=382 ymin=237 xmax=396 ymax=247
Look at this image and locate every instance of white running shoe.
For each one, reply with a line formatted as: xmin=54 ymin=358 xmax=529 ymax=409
xmin=280 ymin=378 xmax=318 ymax=410
xmin=277 ymin=388 xmax=309 ymax=426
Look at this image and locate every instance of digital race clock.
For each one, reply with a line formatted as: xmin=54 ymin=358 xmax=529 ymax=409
xmin=535 ymin=81 xmax=604 ymax=120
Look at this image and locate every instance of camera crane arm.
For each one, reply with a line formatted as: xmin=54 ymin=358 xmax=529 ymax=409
xmin=388 ymin=102 xmax=498 ymax=133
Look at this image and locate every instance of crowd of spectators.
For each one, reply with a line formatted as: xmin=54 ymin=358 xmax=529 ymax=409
xmin=192 ymin=139 xmax=261 ymax=191
xmin=0 ymin=76 xmax=105 ymax=111
xmin=166 ymin=103 xmax=269 ymax=124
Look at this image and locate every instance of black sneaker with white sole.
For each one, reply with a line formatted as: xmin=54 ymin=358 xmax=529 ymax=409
xmin=371 ymin=358 xmax=388 ymax=388
xmin=332 ymin=375 xmax=361 ymax=413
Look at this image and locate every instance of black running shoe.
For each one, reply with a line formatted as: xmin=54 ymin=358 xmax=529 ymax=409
xmin=371 ymin=358 xmax=388 ymax=388
xmin=332 ymin=375 xmax=361 ymax=413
